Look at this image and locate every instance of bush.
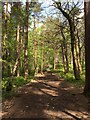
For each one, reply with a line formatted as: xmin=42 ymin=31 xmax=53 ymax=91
xmin=65 ymin=72 xmax=75 ymax=81
xmin=13 ymin=76 xmax=27 ymax=87
xmin=2 ymin=76 xmax=28 ymax=99
xmin=2 ymin=76 xmax=27 ymax=88
xmin=65 ymin=72 xmax=85 ymax=87
xmin=2 ymin=77 xmax=10 ymax=90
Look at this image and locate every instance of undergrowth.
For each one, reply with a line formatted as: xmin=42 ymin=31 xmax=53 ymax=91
xmin=2 ymin=76 xmax=34 ymax=99
xmin=51 ymin=69 xmax=85 ymax=87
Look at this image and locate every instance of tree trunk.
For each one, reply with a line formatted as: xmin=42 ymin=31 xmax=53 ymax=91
xmin=16 ymin=3 xmax=20 ymax=77
xmin=41 ymin=45 xmax=44 ymax=74
xmin=61 ymin=43 xmax=66 ymax=73
xmin=76 ymin=28 xmax=82 ymax=73
xmin=69 ymin=22 xmax=80 ymax=80
xmin=56 ymin=3 xmax=80 ymax=80
xmin=60 ymin=27 xmax=69 ymax=73
xmin=24 ymin=1 xmax=29 ymax=79
xmin=33 ymin=15 xmax=37 ymax=70
xmin=54 ymin=48 xmax=57 ymax=70
xmin=84 ymin=1 xmax=90 ymax=95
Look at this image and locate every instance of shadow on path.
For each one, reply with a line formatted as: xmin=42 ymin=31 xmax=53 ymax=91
xmin=2 ymin=73 xmax=90 ymax=119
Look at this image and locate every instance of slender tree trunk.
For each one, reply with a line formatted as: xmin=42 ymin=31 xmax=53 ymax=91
xmin=61 ymin=43 xmax=66 ymax=73
xmin=54 ymin=47 xmax=57 ymax=70
xmin=74 ymin=38 xmax=82 ymax=76
xmin=24 ymin=1 xmax=29 ymax=79
xmin=4 ymin=2 xmax=8 ymax=49
xmin=3 ymin=2 xmax=8 ymax=60
xmin=16 ymin=3 xmax=20 ymax=77
xmin=84 ymin=1 xmax=90 ymax=95
xmin=76 ymin=29 xmax=82 ymax=73
xmin=60 ymin=27 xmax=69 ymax=73
xmin=33 ymin=15 xmax=37 ymax=70
xmin=41 ymin=45 xmax=44 ymax=74
xmin=69 ymin=22 xmax=80 ymax=80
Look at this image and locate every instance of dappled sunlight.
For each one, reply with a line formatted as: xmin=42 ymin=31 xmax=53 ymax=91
xmin=3 ymin=73 xmax=90 ymax=119
xmin=1 ymin=112 xmax=7 ymax=116
xmin=2 ymin=0 xmax=89 ymax=119
xmin=24 ymin=91 xmax=28 ymax=94
xmin=32 ymin=90 xmax=44 ymax=95
xmin=31 ymin=80 xmax=38 ymax=83
xmin=40 ymin=88 xmax=59 ymax=97
xmin=61 ymin=86 xmax=74 ymax=91
xmin=43 ymin=109 xmax=89 ymax=119
xmin=35 ymin=73 xmax=45 ymax=77
xmin=63 ymin=109 xmax=90 ymax=119
xmin=42 ymin=81 xmax=60 ymax=87
xmin=43 ymin=109 xmax=75 ymax=119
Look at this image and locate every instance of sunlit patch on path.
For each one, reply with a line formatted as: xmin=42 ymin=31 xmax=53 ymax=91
xmin=2 ymin=73 xmax=90 ymax=119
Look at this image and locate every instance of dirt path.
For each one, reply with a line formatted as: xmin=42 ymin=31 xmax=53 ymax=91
xmin=2 ymin=73 xmax=90 ymax=119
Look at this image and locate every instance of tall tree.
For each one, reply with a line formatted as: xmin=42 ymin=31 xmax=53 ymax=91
xmin=16 ymin=2 xmax=21 ymax=77
xmin=24 ymin=1 xmax=29 ymax=79
xmin=84 ymin=0 xmax=90 ymax=95
xmin=33 ymin=15 xmax=37 ymax=70
xmin=60 ymin=26 xmax=69 ymax=73
xmin=54 ymin=1 xmax=81 ymax=80
xmin=31 ymin=1 xmax=42 ymax=71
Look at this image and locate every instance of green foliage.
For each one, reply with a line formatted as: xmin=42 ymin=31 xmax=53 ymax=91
xmin=2 ymin=77 xmax=26 ymax=90
xmin=50 ymin=69 xmax=61 ymax=73
xmin=65 ymin=72 xmax=75 ymax=81
xmin=29 ymin=70 xmax=35 ymax=76
xmin=2 ymin=76 xmax=29 ymax=99
xmin=2 ymin=1 xmax=86 ymax=96
xmin=65 ymin=72 xmax=85 ymax=87
xmin=2 ymin=78 xmax=9 ymax=90
xmin=59 ymin=71 xmax=65 ymax=78
xmin=13 ymin=77 xmax=27 ymax=87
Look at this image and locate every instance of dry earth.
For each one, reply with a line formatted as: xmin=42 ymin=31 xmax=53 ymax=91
xmin=2 ymin=73 xmax=90 ymax=120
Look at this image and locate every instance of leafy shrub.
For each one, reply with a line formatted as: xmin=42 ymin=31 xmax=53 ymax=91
xmin=29 ymin=70 xmax=35 ymax=76
xmin=2 ymin=77 xmax=9 ymax=90
xmin=65 ymin=72 xmax=75 ymax=81
xmin=2 ymin=76 xmax=28 ymax=92
xmin=65 ymin=72 xmax=85 ymax=87
xmin=13 ymin=76 xmax=27 ymax=87
xmin=2 ymin=76 xmax=28 ymax=99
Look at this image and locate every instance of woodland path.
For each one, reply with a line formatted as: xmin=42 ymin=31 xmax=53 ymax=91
xmin=2 ymin=73 xmax=90 ymax=120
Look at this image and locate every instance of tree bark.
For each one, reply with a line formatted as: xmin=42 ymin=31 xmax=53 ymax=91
xmin=84 ymin=1 xmax=90 ymax=95
xmin=41 ymin=44 xmax=44 ymax=74
xmin=33 ymin=15 xmax=37 ymax=70
xmin=24 ymin=1 xmax=29 ymax=79
xmin=16 ymin=2 xmax=20 ymax=77
xmin=61 ymin=43 xmax=66 ymax=73
xmin=54 ymin=47 xmax=57 ymax=70
xmin=60 ymin=27 xmax=69 ymax=73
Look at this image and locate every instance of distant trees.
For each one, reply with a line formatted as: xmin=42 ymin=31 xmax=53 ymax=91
xmin=53 ymin=1 xmax=84 ymax=80
xmin=2 ymin=0 xmax=85 ymax=85
xmin=2 ymin=1 xmax=42 ymax=79
xmin=2 ymin=2 xmax=28 ymax=78
xmin=43 ymin=17 xmax=61 ymax=70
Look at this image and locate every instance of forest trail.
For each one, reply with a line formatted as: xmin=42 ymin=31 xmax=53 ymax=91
xmin=2 ymin=73 xmax=90 ymax=120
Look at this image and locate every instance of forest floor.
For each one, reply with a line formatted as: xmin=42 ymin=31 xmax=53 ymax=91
xmin=2 ymin=72 xmax=90 ymax=120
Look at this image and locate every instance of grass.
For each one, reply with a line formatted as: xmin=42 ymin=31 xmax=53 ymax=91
xmin=50 ymin=69 xmax=85 ymax=87
xmin=64 ymin=72 xmax=85 ymax=87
